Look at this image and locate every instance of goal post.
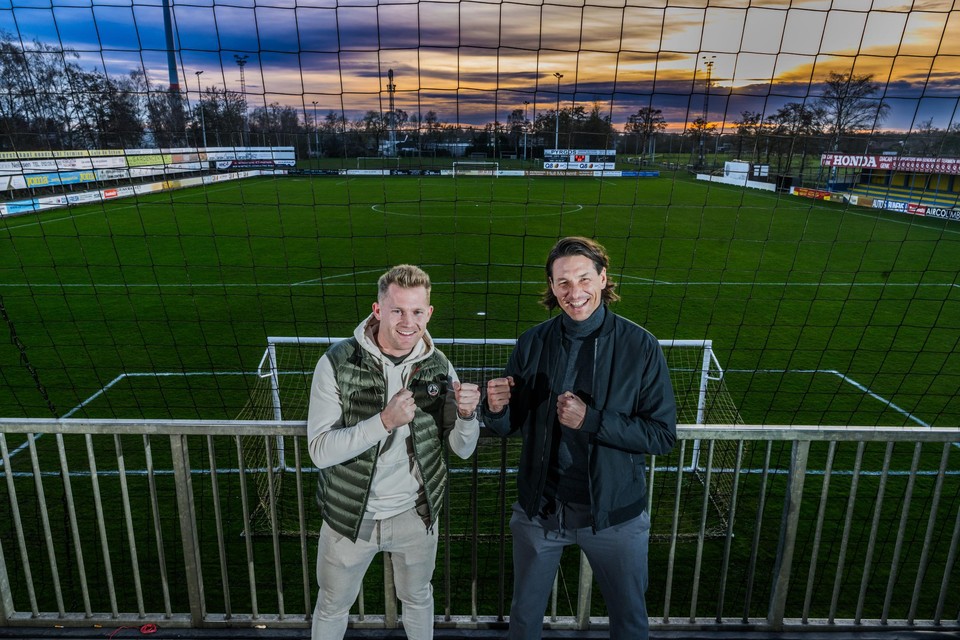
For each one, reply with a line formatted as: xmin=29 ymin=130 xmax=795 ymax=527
xmin=452 ymin=161 xmax=499 ymax=177
xmin=237 ymin=336 xmax=742 ymax=537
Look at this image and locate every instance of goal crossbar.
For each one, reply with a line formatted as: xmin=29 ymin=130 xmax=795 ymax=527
xmin=239 ymin=335 xmax=742 ymax=538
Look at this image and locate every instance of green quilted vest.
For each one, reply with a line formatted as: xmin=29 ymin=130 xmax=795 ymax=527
xmin=315 ymin=337 xmax=451 ymax=541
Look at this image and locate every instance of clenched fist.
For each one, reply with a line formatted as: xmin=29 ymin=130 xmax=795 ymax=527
xmin=381 ymin=388 xmax=416 ymax=431
xmin=557 ymin=391 xmax=586 ymax=430
xmin=486 ymin=376 xmax=515 ymax=413
xmin=453 ymin=380 xmax=481 ymax=418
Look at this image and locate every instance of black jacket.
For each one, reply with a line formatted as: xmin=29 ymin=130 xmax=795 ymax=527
xmin=484 ymin=308 xmax=677 ymax=530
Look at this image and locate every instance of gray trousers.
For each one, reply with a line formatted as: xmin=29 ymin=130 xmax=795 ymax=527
xmin=507 ymin=502 xmax=651 ymax=640
xmin=311 ymin=508 xmax=438 ymax=640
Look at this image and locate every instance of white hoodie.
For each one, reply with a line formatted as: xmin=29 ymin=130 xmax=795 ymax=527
xmin=306 ymin=314 xmax=479 ymax=520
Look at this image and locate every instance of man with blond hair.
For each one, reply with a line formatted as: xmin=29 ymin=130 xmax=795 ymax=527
xmin=307 ymin=264 xmax=480 ymax=639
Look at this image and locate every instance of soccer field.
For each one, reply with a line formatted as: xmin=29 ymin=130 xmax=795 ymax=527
xmin=1 ymin=172 xmax=958 ymax=622
xmin=1 ymin=173 xmax=957 ymax=427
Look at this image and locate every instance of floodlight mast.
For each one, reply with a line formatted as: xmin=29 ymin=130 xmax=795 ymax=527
xmin=195 ymin=70 xmax=206 ymax=148
xmin=699 ymin=55 xmax=715 ymax=169
xmin=312 ymin=101 xmax=320 ymax=158
xmin=553 ymin=72 xmax=563 ymax=152
xmin=235 ymin=54 xmax=249 ymax=145
xmin=386 ymin=69 xmax=396 ymax=157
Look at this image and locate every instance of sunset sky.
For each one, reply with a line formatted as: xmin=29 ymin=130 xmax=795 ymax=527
xmin=2 ymin=0 xmax=959 ymax=133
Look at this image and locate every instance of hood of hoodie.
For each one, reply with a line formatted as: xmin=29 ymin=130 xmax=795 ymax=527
xmin=353 ymin=312 xmax=436 ymax=367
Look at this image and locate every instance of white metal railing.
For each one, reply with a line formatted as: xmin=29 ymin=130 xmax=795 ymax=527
xmin=0 ymin=419 xmax=958 ymax=633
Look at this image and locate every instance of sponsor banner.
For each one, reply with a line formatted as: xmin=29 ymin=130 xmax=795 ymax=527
xmin=925 ymin=206 xmax=960 ymax=221
xmin=290 ymin=169 xmax=342 ymax=176
xmin=217 ymin=159 xmax=286 ymax=169
xmin=126 ymin=154 xmax=173 ymax=167
xmin=346 ymin=169 xmax=391 ymax=176
xmin=1 ymin=199 xmax=40 ymax=214
xmin=0 ymin=159 xmax=59 ymax=174
xmin=96 ymin=168 xmax=132 ymax=181
xmin=0 ymin=149 xmax=113 ymax=160
xmin=37 ymin=195 xmax=69 ymax=206
xmin=204 ymin=150 xmax=297 ymax=161
xmin=24 ymin=171 xmax=97 ymax=188
xmin=129 ymin=167 xmax=167 ymax=178
xmin=821 ymin=153 xmax=960 ymax=175
xmin=0 ymin=175 xmax=26 ymax=190
xmin=792 ymin=187 xmax=832 ymax=200
xmin=135 ymin=183 xmax=165 ymax=195
xmin=621 ymin=171 xmax=659 ymax=177
xmin=544 ymin=162 xmax=616 ymax=170
xmin=867 ymin=197 xmax=960 ymax=221
xmin=66 ymin=192 xmax=101 ymax=204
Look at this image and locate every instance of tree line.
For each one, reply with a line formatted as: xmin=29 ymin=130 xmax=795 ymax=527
xmin=4 ymin=32 xmax=959 ymax=175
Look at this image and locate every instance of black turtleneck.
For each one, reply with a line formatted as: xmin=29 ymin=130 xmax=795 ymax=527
xmin=544 ymin=304 xmax=605 ymax=506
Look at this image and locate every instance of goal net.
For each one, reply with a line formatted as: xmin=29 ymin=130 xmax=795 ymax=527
xmin=237 ymin=337 xmax=742 ymax=538
xmin=452 ymin=161 xmax=500 ymax=177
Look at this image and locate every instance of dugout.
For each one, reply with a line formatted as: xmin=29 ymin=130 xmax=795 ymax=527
xmin=820 ymin=152 xmax=960 ymax=211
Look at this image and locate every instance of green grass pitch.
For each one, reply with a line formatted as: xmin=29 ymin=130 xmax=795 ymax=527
xmin=1 ymin=172 xmax=957 ymax=427
xmin=0 ymin=172 xmax=958 ymax=621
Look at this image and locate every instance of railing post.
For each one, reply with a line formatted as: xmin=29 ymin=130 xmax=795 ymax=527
xmin=0 ymin=523 xmax=11 ymax=624
xmin=576 ymin=552 xmax=593 ymax=630
xmin=767 ymin=439 xmax=809 ymax=629
xmin=170 ymin=434 xmax=205 ymax=625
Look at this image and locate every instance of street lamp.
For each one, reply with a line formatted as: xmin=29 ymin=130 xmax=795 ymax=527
xmin=523 ymin=100 xmax=530 ymax=162
xmin=553 ymin=73 xmax=563 ymax=152
xmin=194 ymin=70 xmax=206 ymax=148
xmin=699 ymin=55 xmax=716 ymax=168
xmin=312 ymin=100 xmax=319 ymax=160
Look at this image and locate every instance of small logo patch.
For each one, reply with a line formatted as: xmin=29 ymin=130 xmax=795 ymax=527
xmin=427 ymin=383 xmax=441 ymax=397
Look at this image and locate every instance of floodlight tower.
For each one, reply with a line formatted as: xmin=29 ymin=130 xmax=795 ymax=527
xmin=386 ymin=69 xmax=397 ymax=156
xmin=195 ymin=70 xmax=206 ymax=148
xmin=699 ymin=55 xmax=716 ymax=168
xmin=161 ymin=0 xmax=179 ymax=90
xmin=312 ymin=100 xmax=320 ymax=158
xmin=553 ymin=72 xmax=563 ymax=151
xmin=235 ymin=54 xmax=249 ymax=145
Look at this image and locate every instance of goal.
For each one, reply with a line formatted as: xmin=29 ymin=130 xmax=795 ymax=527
xmin=452 ymin=161 xmax=499 ymax=177
xmin=356 ymin=156 xmax=401 ymax=170
xmin=237 ymin=337 xmax=743 ymax=538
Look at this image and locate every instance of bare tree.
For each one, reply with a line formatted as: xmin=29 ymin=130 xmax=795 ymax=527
xmin=732 ymin=110 xmax=763 ymax=161
xmin=625 ymin=107 xmax=667 ymax=164
xmin=769 ymin=102 xmax=825 ymax=176
xmin=817 ymin=71 xmax=890 ymax=151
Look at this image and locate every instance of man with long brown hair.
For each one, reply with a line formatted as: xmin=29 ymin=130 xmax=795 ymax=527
xmin=484 ymin=237 xmax=676 ymax=640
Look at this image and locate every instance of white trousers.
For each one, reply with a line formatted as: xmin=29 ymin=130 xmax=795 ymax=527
xmin=311 ymin=507 xmax=438 ymax=640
